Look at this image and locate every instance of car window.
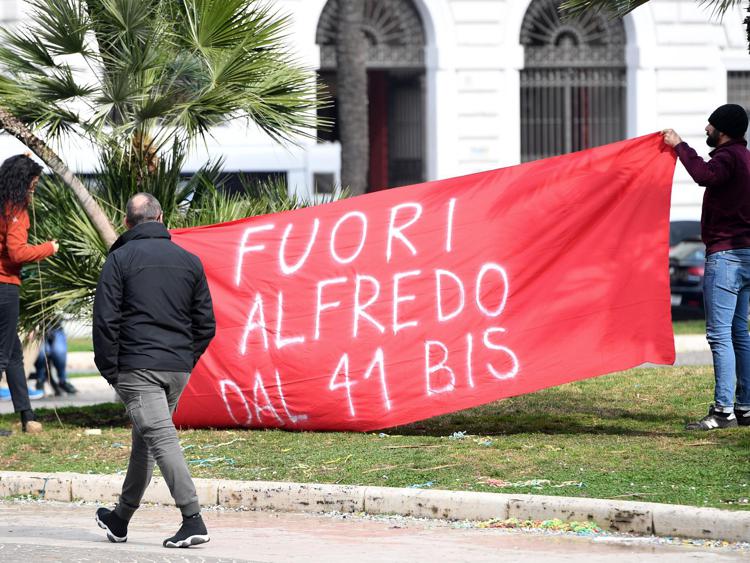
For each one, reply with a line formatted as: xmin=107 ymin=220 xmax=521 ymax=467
xmin=669 ymin=221 xmax=701 ymax=246
xmin=670 ymin=241 xmax=705 ymax=261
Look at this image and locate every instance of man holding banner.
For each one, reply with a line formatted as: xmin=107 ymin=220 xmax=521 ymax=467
xmin=663 ymin=103 xmax=750 ymax=431
xmin=93 ymin=193 xmax=215 ymax=548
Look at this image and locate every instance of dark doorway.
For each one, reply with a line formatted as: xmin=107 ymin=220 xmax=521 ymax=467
xmin=318 ymin=69 xmax=425 ymax=192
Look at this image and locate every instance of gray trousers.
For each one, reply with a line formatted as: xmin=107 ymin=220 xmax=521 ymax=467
xmin=114 ymin=369 xmax=200 ymax=520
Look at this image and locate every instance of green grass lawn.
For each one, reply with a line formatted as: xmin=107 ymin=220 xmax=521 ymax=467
xmin=672 ymin=319 xmax=706 ymax=335
xmin=67 ymin=338 xmax=93 ymax=353
xmin=1 ymin=365 xmax=748 ymax=511
xmin=68 ymin=372 xmax=95 ymax=379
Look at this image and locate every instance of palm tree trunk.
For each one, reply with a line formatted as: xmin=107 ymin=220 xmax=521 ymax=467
xmin=0 ymin=107 xmax=118 ymax=248
xmin=337 ymin=0 xmax=369 ymax=196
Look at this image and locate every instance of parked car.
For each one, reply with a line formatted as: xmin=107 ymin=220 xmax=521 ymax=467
xmin=669 ymin=239 xmax=705 ymax=311
xmin=669 ymin=220 xmax=701 ymax=248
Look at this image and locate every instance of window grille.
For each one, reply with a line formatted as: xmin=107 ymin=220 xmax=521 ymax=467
xmin=520 ymin=0 xmax=627 ymax=162
xmin=316 ymin=0 xmax=425 ymax=70
xmin=728 ymin=71 xmax=750 ymax=138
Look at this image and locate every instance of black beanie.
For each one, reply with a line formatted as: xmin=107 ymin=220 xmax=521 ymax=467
xmin=708 ymin=104 xmax=749 ymax=139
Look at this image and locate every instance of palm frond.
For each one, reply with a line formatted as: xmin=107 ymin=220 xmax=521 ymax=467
xmin=36 ymin=65 xmax=97 ymax=102
xmin=19 ymin=176 xmax=114 ymax=332
xmin=27 ymin=0 xmax=92 ymax=57
xmin=0 ymin=29 xmax=57 ymax=74
xmin=176 ymin=0 xmax=282 ymax=52
xmin=559 ymin=0 xmax=649 ymax=18
xmin=560 ymin=0 xmax=744 ymax=19
xmin=698 ymin=0 xmax=746 ymax=17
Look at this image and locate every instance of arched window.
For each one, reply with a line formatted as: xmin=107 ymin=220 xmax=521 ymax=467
xmin=316 ymin=0 xmax=425 ymax=70
xmin=520 ymin=0 xmax=626 ymax=162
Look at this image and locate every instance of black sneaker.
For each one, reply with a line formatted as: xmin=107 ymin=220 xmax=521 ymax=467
xmin=685 ymin=405 xmax=738 ymax=431
xmin=50 ymin=379 xmax=62 ymax=396
xmin=163 ymin=513 xmax=210 ymax=548
xmin=735 ymin=408 xmax=750 ymax=427
xmin=59 ymin=381 xmax=78 ymax=394
xmin=95 ymin=507 xmax=128 ymax=543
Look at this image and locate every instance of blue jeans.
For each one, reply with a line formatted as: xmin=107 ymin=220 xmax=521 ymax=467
xmin=704 ymin=249 xmax=750 ymax=412
xmin=35 ymin=328 xmax=68 ymax=385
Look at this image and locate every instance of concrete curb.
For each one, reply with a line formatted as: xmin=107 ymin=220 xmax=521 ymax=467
xmin=1 ymin=471 xmax=747 ymax=543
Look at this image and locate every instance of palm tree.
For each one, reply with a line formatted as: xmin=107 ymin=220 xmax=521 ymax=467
xmin=336 ymin=0 xmax=369 ymax=195
xmin=0 ymin=0 xmax=324 ymax=329
xmin=0 ymin=0 xmax=319 ymax=162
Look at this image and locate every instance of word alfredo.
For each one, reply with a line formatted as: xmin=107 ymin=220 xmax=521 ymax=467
xmin=222 ymin=198 xmax=520 ymax=426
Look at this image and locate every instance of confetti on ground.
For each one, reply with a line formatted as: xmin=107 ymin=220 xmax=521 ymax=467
xmin=479 ymin=478 xmax=584 ymax=489
xmin=187 ymin=456 xmax=236 ymax=467
xmin=382 ymin=444 xmax=447 ymax=450
xmin=408 ymin=481 xmax=434 ymax=489
xmin=202 ymin=438 xmax=246 ymax=449
xmin=477 ymin=518 xmax=603 ymax=535
xmin=181 ymin=438 xmax=246 ymax=452
xmin=473 ymin=437 xmax=493 ymax=446
xmin=323 ymin=454 xmax=353 ymax=465
xmin=408 ymin=464 xmax=459 ymax=471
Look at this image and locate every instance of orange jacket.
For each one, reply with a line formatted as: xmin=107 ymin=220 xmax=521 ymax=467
xmin=0 ymin=207 xmax=54 ymax=285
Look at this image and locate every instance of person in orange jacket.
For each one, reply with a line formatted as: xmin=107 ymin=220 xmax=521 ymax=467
xmin=0 ymin=154 xmax=58 ymax=433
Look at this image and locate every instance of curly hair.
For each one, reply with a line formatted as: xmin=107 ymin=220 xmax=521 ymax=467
xmin=0 ymin=154 xmax=43 ymax=217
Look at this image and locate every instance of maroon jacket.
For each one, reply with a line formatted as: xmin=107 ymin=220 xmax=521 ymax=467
xmin=674 ymin=139 xmax=750 ymax=255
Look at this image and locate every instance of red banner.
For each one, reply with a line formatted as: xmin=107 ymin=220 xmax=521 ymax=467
xmin=170 ymin=133 xmax=677 ymax=431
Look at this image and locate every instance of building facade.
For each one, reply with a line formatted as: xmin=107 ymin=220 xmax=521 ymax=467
xmin=1 ymin=0 xmax=749 ymax=219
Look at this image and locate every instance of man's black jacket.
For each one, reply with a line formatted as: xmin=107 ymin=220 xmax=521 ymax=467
xmin=93 ymin=221 xmax=216 ymax=384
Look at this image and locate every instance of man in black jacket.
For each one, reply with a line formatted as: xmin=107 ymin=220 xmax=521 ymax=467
xmin=92 ymin=193 xmax=215 ymax=548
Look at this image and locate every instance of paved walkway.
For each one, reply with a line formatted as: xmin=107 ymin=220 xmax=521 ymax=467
xmin=0 ymin=375 xmax=114 ymax=415
xmin=0 ymin=500 xmax=745 ymax=562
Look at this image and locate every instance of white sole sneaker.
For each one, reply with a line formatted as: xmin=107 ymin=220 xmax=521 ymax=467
xmin=95 ymin=514 xmax=127 ymax=543
xmin=164 ymin=534 xmax=210 ymax=548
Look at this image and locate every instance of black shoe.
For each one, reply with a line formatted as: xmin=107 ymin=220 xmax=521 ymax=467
xmin=95 ymin=507 xmax=128 ymax=543
xmin=163 ymin=513 xmax=209 ymax=548
xmin=50 ymin=378 xmax=62 ymax=396
xmin=59 ymin=381 xmax=78 ymax=394
xmin=735 ymin=408 xmax=750 ymax=427
xmin=685 ymin=405 xmax=738 ymax=431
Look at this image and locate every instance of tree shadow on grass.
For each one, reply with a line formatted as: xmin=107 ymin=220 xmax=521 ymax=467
xmin=389 ymin=402 xmax=691 ymax=438
xmin=26 ymin=403 xmax=128 ymax=428
xmin=2 ymin=394 xmax=708 ymax=440
xmin=727 ymin=433 xmax=750 ymax=453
